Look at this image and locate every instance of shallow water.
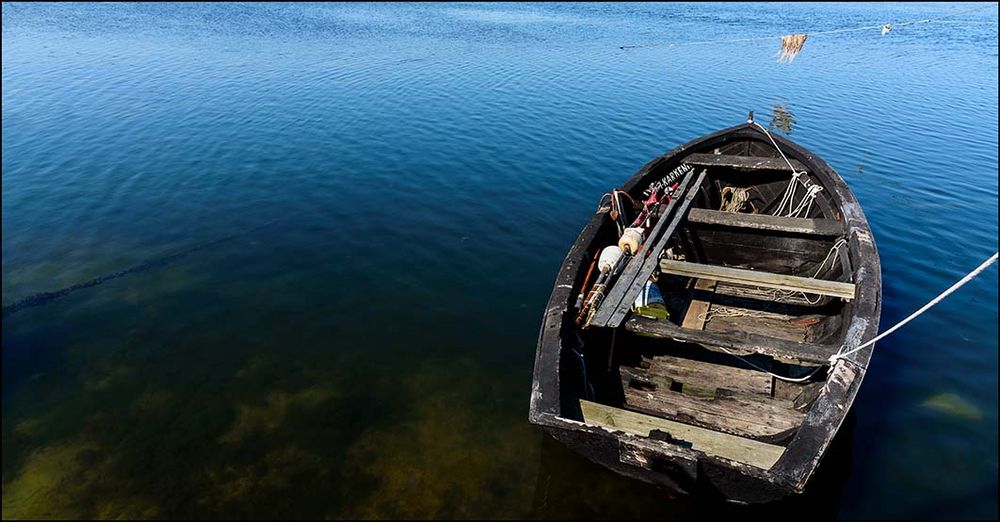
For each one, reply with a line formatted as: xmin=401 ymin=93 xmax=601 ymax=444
xmin=2 ymin=3 xmax=997 ymax=519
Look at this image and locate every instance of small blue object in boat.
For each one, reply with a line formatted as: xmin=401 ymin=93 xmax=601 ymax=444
xmin=633 ymin=279 xmax=669 ymax=320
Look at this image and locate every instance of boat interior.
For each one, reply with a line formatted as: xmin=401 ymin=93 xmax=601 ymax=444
xmin=562 ymin=136 xmax=858 ymax=469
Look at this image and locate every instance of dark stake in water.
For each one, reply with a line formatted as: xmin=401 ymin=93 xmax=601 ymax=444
xmin=2 ymin=3 xmax=997 ymax=519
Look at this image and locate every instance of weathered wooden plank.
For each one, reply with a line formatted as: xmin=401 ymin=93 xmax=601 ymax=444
xmin=681 ymin=279 xmax=717 ymax=330
xmin=659 ymin=259 xmax=856 ymax=300
xmin=579 ymin=400 xmax=785 ymax=469
xmin=588 ymin=169 xmax=703 ymax=328
xmin=713 ymin=281 xmax=818 ymax=306
xmin=707 ymin=313 xmax=812 ymax=343
xmin=640 ymin=354 xmax=773 ymax=397
xmin=684 ymin=153 xmax=807 ymax=172
xmin=624 ymin=315 xmax=836 ymax=365
xmin=620 ymin=368 xmax=804 ymax=440
xmin=687 ymin=208 xmax=844 ymax=237
xmin=595 ymin=168 xmax=710 ymax=328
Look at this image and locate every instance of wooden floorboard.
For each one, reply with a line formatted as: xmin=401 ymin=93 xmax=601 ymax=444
xmin=579 ymin=399 xmax=785 ymax=469
xmin=620 ymin=367 xmax=804 ymax=440
xmin=707 ymin=313 xmax=812 ymax=343
xmin=639 ymin=354 xmax=774 ymax=397
xmin=681 ymin=278 xmax=717 ymax=330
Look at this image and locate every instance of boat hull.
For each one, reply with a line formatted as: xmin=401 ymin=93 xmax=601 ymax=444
xmin=543 ymin=424 xmax=795 ymax=503
xmin=529 ymin=121 xmax=881 ymax=503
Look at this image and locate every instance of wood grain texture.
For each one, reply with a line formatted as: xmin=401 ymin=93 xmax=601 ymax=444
xmin=683 ymin=153 xmax=807 ymax=172
xmin=659 ymin=259 xmax=855 ymax=300
xmin=580 ymin=399 xmax=785 ymax=469
xmin=620 ymin=367 xmax=803 ymax=440
xmin=681 ymin=278 xmax=717 ymax=330
xmin=639 ymin=354 xmax=774 ymax=397
xmin=625 ymin=315 xmax=836 ymax=364
xmin=687 ymin=208 xmax=844 ymax=237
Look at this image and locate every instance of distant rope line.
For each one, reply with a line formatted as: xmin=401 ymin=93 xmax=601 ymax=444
xmin=619 ymin=4 xmax=995 ymax=50
xmin=1 ymin=221 xmax=276 ymax=318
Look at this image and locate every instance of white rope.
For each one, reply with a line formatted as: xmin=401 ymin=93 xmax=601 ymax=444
xmin=749 ymin=121 xmax=825 ymax=218
xmin=766 ymin=237 xmax=848 ymax=305
xmin=619 ymin=5 xmax=995 ymax=50
xmin=752 ymin=121 xmax=803 ymax=176
xmin=801 ymin=238 xmax=848 ymax=304
xmin=698 ymin=305 xmax=774 ymax=322
xmin=831 ymin=252 xmax=999 ymax=364
xmin=784 ymin=184 xmax=823 ymax=218
xmin=717 ymin=250 xmax=996 ymax=383
xmin=771 ymin=172 xmax=799 ymax=217
xmin=702 ymin=239 xmax=848 ymax=327
xmin=706 ymin=239 xmax=847 ymax=317
xmin=718 ymin=346 xmax=826 ymax=383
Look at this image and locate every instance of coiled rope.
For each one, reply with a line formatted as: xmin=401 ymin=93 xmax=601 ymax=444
xmin=719 ymin=186 xmax=758 ymax=213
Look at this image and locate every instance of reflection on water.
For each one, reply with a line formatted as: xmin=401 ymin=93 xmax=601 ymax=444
xmin=2 ymin=2 xmax=998 ymax=519
xmin=770 ymin=102 xmax=795 ymax=134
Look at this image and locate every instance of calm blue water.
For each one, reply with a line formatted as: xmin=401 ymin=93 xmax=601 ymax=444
xmin=3 ymin=3 xmax=997 ymax=519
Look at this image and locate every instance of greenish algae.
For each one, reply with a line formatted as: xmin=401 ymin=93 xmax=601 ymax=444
xmin=218 ymin=387 xmax=338 ymax=444
xmin=922 ymin=392 xmax=984 ymax=421
xmin=336 ymin=358 xmax=539 ymax=519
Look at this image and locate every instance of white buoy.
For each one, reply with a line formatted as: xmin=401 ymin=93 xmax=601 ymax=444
xmin=618 ymin=227 xmax=644 ymax=254
xmin=598 ymin=246 xmax=623 ymax=273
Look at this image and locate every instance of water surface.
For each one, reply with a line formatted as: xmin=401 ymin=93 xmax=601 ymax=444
xmin=3 ymin=2 xmax=998 ymax=519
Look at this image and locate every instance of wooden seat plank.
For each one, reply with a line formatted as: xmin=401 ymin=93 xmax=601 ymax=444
xmin=683 ymin=153 xmax=807 ymax=172
xmin=579 ymin=400 xmax=785 ymax=469
xmin=687 ymin=208 xmax=844 ymax=237
xmin=624 ymin=315 xmax=837 ymax=365
xmin=659 ymin=259 xmax=855 ymax=300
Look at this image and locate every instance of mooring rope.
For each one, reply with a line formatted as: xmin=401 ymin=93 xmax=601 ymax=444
xmin=831 ymin=252 xmax=999 ymax=364
xmin=619 ymin=4 xmax=995 ymax=50
xmin=720 ymin=252 xmax=998 ymax=383
xmin=1 ymin=221 xmax=276 ymax=318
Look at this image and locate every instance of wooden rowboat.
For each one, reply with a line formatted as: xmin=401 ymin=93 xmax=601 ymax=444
xmin=528 ymin=115 xmax=881 ymax=503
